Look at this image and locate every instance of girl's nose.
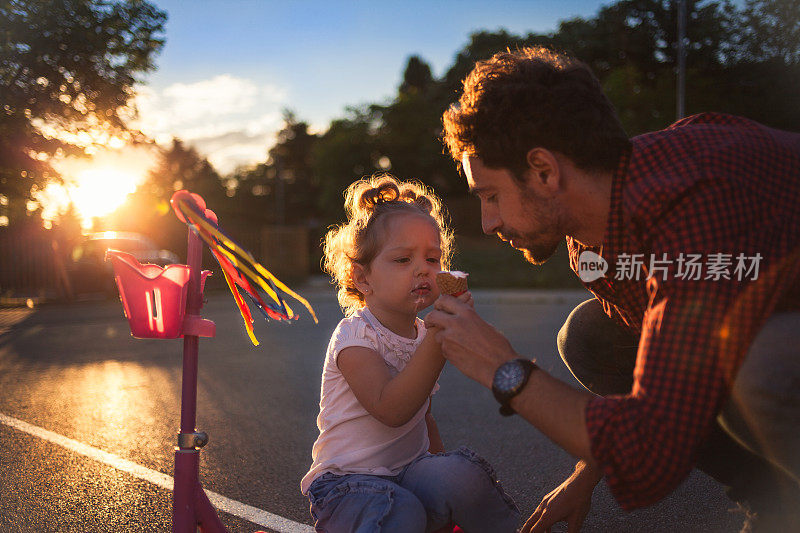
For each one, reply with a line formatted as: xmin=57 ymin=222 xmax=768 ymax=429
xmin=416 ymin=260 xmax=434 ymax=275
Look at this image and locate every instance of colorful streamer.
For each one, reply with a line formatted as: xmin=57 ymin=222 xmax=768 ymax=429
xmin=174 ymin=197 xmax=317 ymax=346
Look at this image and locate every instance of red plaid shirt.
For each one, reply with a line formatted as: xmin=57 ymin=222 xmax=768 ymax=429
xmin=567 ymin=113 xmax=800 ymax=510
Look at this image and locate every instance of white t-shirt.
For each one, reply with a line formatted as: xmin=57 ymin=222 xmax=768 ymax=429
xmin=300 ymin=307 xmax=439 ymax=494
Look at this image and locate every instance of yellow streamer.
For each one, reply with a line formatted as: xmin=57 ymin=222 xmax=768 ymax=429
xmin=178 ymin=200 xmax=318 ymax=323
xmin=218 ymin=255 xmax=260 ymax=346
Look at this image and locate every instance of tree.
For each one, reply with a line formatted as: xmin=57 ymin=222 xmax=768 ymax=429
xmin=735 ymin=0 xmax=800 ymax=65
xmin=372 ymin=56 xmax=459 ymax=195
xmin=312 ymin=107 xmax=380 ymax=221
xmin=399 ymin=55 xmax=434 ymax=95
xmin=106 ymin=138 xmax=228 ymax=252
xmin=705 ymin=0 xmax=800 ymax=130
xmin=141 ymin=139 xmax=227 ymax=205
xmin=232 ymin=111 xmax=320 ymax=226
xmin=548 ymin=1 xmax=741 ymax=133
xmin=268 ymin=111 xmax=320 ymax=224
xmin=0 ymin=0 xmax=166 ymax=225
xmin=442 ymin=30 xmax=552 ymax=97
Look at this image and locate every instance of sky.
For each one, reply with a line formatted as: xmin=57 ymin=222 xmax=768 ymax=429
xmin=133 ymin=1 xmax=615 ymax=174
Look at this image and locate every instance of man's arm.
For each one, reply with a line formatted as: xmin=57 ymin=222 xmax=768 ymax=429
xmin=426 ymin=280 xmax=743 ymax=511
xmin=425 ymin=296 xmax=596 ymax=462
xmin=511 ymin=368 xmax=594 ymax=461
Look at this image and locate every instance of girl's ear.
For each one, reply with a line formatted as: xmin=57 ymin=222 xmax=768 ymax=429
xmin=351 ymin=263 xmax=371 ymax=296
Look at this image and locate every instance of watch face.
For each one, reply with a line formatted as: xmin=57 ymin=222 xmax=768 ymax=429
xmin=494 ymin=360 xmax=526 ymax=394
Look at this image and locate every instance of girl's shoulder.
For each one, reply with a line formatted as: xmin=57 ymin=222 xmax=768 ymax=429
xmin=327 ymin=308 xmax=380 ymax=357
xmin=332 ymin=307 xmax=370 ymax=336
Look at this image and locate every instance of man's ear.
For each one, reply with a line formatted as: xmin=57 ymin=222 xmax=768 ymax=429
xmin=525 ymin=148 xmax=560 ymax=195
xmin=351 ymin=263 xmax=371 ymax=295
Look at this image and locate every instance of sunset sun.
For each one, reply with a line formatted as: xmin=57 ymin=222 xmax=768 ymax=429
xmin=70 ymin=167 xmax=141 ymax=222
xmin=37 ymin=147 xmax=155 ymax=230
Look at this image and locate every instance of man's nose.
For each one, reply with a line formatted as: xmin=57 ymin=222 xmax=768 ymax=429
xmin=481 ymin=206 xmax=501 ymax=235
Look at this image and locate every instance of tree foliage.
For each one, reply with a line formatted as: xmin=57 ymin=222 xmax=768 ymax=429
xmin=232 ymin=111 xmax=321 ymax=225
xmin=735 ymin=0 xmax=800 ymax=64
xmin=0 ymin=0 xmax=165 ymax=224
xmin=294 ymin=0 xmax=800 ymax=227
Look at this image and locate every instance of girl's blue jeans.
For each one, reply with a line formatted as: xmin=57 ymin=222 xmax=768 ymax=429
xmin=306 ymin=446 xmax=520 ymax=533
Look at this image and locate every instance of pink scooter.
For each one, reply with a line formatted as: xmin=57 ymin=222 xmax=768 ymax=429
xmin=106 ymin=192 xmax=276 ymax=532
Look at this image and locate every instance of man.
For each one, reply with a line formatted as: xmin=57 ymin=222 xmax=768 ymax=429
xmin=425 ymin=46 xmax=800 ymax=532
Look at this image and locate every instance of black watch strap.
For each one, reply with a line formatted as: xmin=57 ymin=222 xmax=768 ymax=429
xmin=499 ymin=402 xmax=517 ymax=417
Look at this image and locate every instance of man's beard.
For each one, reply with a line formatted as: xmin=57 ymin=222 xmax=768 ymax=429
xmin=513 ymin=188 xmax=564 ymax=265
xmin=518 ymin=236 xmax=561 ymax=265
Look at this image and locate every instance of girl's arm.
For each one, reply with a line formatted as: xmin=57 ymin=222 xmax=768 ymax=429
xmin=426 ymin=401 xmax=445 ymax=453
xmin=338 ymin=326 xmax=444 ymax=427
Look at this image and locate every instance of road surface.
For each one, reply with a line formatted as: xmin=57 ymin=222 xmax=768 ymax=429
xmin=0 ymin=288 xmax=742 ymax=532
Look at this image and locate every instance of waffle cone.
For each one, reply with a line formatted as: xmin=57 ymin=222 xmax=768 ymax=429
xmin=436 ymin=271 xmax=469 ymax=295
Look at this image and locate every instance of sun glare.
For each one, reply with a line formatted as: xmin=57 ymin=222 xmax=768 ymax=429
xmin=36 ymin=146 xmax=155 ymax=230
xmin=37 ymin=166 xmax=143 ymax=229
xmin=71 ymin=167 xmax=140 ymax=222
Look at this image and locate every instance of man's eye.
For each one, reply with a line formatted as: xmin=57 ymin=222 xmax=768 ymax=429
xmin=487 ymin=194 xmax=497 ymax=203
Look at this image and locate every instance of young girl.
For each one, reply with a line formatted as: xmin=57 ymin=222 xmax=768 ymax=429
xmin=301 ymin=175 xmax=520 ymax=532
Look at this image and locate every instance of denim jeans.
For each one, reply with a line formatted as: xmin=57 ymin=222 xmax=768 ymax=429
xmin=558 ymin=298 xmax=800 ymax=525
xmin=306 ymin=446 xmax=520 ymax=533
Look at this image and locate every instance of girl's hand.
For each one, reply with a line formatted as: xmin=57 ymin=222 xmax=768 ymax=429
xmin=521 ymin=461 xmax=600 ymax=533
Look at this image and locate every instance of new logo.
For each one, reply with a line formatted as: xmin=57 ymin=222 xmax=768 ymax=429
xmin=577 ymin=250 xmax=608 ymax=282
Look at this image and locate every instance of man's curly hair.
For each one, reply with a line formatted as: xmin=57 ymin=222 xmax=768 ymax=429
xmin=442 ymin=47 xmax=630 ymax=177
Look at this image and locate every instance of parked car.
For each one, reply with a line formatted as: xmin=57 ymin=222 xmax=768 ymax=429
xmin=68 ymin=231 xmax=180 ymax=296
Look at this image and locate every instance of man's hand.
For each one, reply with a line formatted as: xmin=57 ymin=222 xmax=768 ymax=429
xmin=424 ymin=294 xmax=516 ymax=388
xmin=455 ymin=290 xmax=474 ymax=308
xmin=521 ymin=461 xmax=601 ymax=533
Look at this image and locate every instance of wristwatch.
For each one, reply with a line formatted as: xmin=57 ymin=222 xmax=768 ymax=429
xmin=491 ymin=358 xmax=538 ymax=416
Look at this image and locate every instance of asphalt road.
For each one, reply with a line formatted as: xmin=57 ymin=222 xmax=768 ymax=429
xmin=0 ymin=287 xmax=743 ymax=532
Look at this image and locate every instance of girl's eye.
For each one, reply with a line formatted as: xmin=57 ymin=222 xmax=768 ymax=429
xmin=394 ymin=257 xmax=410 ymax=263
xmin=427 ymin=258 xmax=440 ymax=263
xmin=487 ymin=194 xmax=498 ymax=203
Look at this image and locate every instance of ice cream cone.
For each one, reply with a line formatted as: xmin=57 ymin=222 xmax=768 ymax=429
xmin=436 ymin=270 xmax=469 ymax=296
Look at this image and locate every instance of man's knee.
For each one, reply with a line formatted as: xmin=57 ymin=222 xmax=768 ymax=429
xmin=557 ymin=298 xmax=605 ymax=369
xmin=558 ymin=298 xmax=637 ymax=395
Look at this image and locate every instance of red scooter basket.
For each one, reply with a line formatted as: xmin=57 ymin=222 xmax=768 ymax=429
xmin=106 ymin=249 xmax=213 ymax=339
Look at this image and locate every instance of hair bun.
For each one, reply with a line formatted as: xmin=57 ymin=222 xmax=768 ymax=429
xmin=400 ymin=187 xmax=432 ymax=214
xmin=359 ymin=181 xmax=400 ymax=212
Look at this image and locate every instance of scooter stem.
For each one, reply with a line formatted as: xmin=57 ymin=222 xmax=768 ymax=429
xmin=172 ymin=226 xmax=226 ymax=533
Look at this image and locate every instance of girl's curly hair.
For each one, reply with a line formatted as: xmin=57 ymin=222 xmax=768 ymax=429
xmin=323 ymin=174 xmax=454 ymax=316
